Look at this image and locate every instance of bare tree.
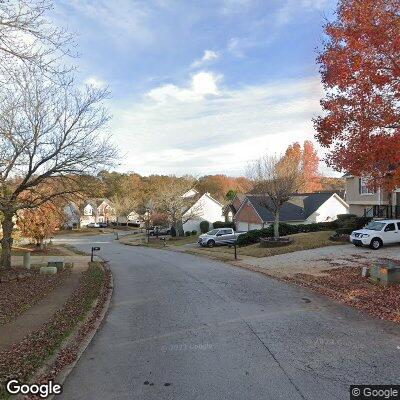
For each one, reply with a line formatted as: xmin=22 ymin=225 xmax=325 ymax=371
xmin=112 ymin=194 xmax=138 ymax=225
xmin=0 ymin=71 xmax=117 ymax=267
xmin=155 ymin=177 xmax=202 ymax=235
xmin=248 ymin=154 xmax=303 ymax=238
xmin=0 ymin=0 xmax=74 ymax=77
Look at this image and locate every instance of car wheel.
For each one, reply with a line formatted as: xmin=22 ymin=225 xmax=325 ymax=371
xmin=369 ymin=238 xmax=383 ymax=250
xmin=207 ymin=239 xmax=215 ymax=248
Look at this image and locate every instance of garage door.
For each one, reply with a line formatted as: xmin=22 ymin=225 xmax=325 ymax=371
xmin=237 ymin=221 xmax=249 ymax=232
xmin=249 ymin=223 xmax=262 ymax=231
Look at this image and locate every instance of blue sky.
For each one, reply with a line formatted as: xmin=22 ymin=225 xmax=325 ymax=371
xmin=54 ymin=0 xmax=338 ymax=176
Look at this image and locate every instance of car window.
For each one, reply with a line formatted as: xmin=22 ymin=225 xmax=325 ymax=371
xmin=207 ymin=229 xmax=219 ymax=235
xmin=384 ymin=223 xmax=395 ymax=232
xmin=222 ymin=229 xmax=231 ymax=235
xmin=397 ymin=223 xmax=400 ymax=230
xmin=365 ymin=221 xmax=385 ymax=231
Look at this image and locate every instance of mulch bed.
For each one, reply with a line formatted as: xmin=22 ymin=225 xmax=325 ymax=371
xmin=0 ymin=262 xmax=112 ymax=399
xmin=0 ymin=267 xmax=71 ymax=326
xmin=284 ymin=266 xmax=400 ymax=323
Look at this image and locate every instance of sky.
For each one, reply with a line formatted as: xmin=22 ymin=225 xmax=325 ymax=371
xmin=54 ymin=0 xmax=338 ymax=177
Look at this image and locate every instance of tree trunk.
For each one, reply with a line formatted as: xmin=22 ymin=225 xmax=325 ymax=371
xmin=273 ymin=210 xmax=280 ymax=238
xmin=1 ymin=210 xmax=14 ymax=269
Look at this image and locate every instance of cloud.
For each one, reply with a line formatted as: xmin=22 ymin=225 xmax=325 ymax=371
xmin=220 ymin=0 xmax=256 ymax=15
xmin=191 ymin=50 xmax=220 ymax=68
xmin=110 ymin=76 xmax=328 ymax=176
xmin=57 ymin=0 xmax=153 ymax=46
xmin=84 ymin=76 xmax=107 ymax=89
xmin=147 ymin=71 xmax=221 ymax=102
xmin=274 ymin=0 xmax=330 ymax=27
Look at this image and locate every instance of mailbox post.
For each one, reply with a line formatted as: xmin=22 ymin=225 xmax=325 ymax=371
xmin=91 ymin=246 xmax=101 ymax=262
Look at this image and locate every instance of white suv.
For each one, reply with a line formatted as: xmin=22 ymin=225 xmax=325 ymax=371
xmin=350 ymin=219 xmax=400 ymax=250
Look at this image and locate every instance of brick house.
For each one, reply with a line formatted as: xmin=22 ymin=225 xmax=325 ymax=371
xmin=234 ymin=192 xmax=348 ymax=231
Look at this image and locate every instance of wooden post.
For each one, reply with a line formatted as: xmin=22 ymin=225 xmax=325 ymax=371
xmin=23 ymin=252 xmax=31 ymax=269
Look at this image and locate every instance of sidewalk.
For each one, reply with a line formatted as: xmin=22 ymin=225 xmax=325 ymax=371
xmin=0 ymin=256 xmax=90 ymax=351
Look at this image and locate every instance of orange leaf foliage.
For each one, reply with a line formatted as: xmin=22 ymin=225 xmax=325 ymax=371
xmin=314 ymin=0 xmax=400 ymax=191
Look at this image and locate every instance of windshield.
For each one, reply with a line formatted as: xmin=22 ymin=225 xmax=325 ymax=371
xmin=207 ymin=229 xmax=219 ymax=235
xmin=365 ymin=221 xmax=385 ymax=231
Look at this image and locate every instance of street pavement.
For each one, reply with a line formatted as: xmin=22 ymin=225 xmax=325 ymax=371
xmin=54 ymin=233 xmax=400 ymax=400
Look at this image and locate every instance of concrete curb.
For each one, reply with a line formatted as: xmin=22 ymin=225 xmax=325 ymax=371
xmin=53 ymin=262 xmax=114 ymax=396
xmin=22 ymin=261 xmax=114 ymax=400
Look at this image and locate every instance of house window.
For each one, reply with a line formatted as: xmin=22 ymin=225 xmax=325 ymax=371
xmin=359 ymin=178 xmax=375 ymax=195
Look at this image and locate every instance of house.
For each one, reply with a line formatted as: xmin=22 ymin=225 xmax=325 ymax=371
xmin=116 ymin=211 xmax=143 ymax=226
xmin=126 ymin=210 xmax=144 ymax=226
xmin=222 ymin=193 xmax=245 ymax=222
xmin=344 ymin=174 xmax=400 ymax=218
xmin=181 ymin=189 xmax=224 ymax=233
xmin=80 ymin=199 xmax=116 ymax=226
xmin=64 ymin=202 xmax=81 ymax=229
xmin=234 ymin=192 xmax=349 ymax=232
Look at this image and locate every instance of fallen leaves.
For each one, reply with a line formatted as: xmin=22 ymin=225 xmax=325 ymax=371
xmin=285 ymin=265 xmax=400 ymax=323
xmin=0 ymin=262 xmax=111 ymax=399
xmin=0 ymin=266 xmax=71 ymax=326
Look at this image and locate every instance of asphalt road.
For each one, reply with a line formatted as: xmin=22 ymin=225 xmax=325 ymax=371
xmin=55 ymin=233 xmax=400 ymax=400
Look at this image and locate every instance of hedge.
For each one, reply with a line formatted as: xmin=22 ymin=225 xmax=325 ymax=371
xmin=236 ymin=218 xmax=372 ymax=247
xmin=213 ymin=221 xmax=235 ymax=229
xmin=200 ymin=221 xmax=210 ymax=233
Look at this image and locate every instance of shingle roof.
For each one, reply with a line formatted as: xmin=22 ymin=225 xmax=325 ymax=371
xmin=245 ymin=192 xmax=337 ymax=223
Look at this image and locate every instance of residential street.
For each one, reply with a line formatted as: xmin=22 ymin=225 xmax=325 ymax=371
xmin=56 ymin=233 xmax=400 ymax=400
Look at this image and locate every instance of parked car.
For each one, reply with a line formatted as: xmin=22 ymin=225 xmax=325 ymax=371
xmin=350 ymin=219 xmax=400 ymax=250
xmin=86 ymin=223 xmax=100 ymax=228
xmin=149 ymin=226 xmax=171 ymax=236
xmin=98 ymin=222 xmax=108 ymax=228
xmin=198 ymin=228 xmax=244 ymax=248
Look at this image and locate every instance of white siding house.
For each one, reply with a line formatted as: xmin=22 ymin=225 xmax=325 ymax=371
xmin=306 ymin=193 xmax=349 ymax=223
xmin=182 ymin=191 xmax=223 ymax=233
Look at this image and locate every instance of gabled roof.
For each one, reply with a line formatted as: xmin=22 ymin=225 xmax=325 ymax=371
xmin=241 ymin=192 xmax=344 ymax=223
xmin=182 ymin=192 xmax=222 ymax=215
xmin=83 ymin=198 xmax=112 ymax=212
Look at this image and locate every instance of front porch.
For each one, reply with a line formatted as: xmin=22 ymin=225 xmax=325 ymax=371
xmin=365 ymin=205 xmax=400 ymax=219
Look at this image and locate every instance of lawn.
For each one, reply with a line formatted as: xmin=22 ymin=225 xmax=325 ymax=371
xmin=168 ymin=235 xmax=199 ymax=246
xmin=120 ymin=233 xmax=198 ymax=248
xmin=0 ymin=244 xmax=74 ymax=257
xmin=189 ymin=231 xmax=342 ymax=259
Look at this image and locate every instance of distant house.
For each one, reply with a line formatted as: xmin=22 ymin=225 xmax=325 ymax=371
xmin=181 ymin=189 xmax=224 ymax=233
xmin=222 ymin=193 xmax=245 ymax=222
xmin=64 ymin=202 xmax=81 ymax=229
xmin=123 ymin=210 xmax=144 ymax=226
xmin=344 ymin=174 xmax=400 ymax=218
xmin=234 ymin=192 xmax=349 ymax=232
xmin=80 ymin=199 xmax=116 ymax=226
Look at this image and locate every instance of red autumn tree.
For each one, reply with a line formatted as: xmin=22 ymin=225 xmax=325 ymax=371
xmin=314 ymin=0 xmax=400 ymax=190
xmin=281 ymin=141 xmax=322 ymax=192
xmin=18 ymin=203 xmax=65 ymax=247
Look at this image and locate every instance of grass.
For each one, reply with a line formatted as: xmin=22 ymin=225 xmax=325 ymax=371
xmin=57 ymin=243 xmax=90 ymax=256
xmin=120 ymin=233 xmax=198 ymax=248
xmin=188 ymin=231 xmax=342 ymax=260
xmin=167 ymin=235 xmax=199 ymax=246
xmin=0 ymin=244 xmax=73 ymax=257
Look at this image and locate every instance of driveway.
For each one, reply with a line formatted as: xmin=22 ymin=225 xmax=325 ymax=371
xmin=54 ymin=234 xmax=400 ymax=400
xmin=241 ymin=243 xmax=400 ymax=278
